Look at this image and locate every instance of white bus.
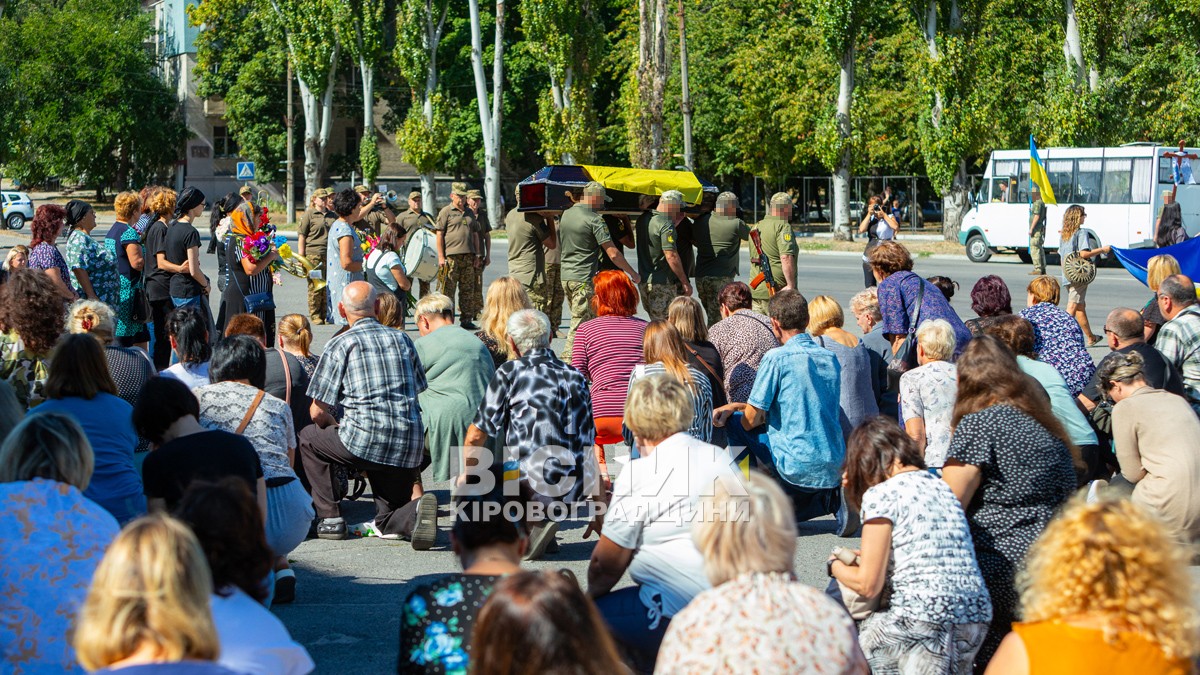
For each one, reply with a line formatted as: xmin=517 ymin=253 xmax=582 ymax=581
xmin=959 ymin=143 xmax=1200 ymax=262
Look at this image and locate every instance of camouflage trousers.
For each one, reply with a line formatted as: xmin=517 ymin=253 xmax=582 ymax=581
xmin=697 ymin=275 xmax=734 ymax=326
xmin=752 ymin=297 xmax=771 ymax=316
xmin=539 ymin=264 xmax=565 ymax=334
xmin=418 ymin=278 xmax=434 ymax=298
xmin=306 ymin=254 xmax=327 ymax=323
xmin=640 ymin=281 xmax=683 ymax=321
xmin=561 ymin=279 xmax=595 ymax=362
xmin=439 ymin=254 xmax=481 ymax=321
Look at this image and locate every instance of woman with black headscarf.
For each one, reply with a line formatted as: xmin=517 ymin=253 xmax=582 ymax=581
xmin=164 ymin=187 xmax=213 ymax=339
xmin=63 ymin=199 xmax=118 ymax=304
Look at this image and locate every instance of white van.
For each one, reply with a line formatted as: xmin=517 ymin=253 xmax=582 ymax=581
xmin=959 ymin=144 xmax=1200 ymax=262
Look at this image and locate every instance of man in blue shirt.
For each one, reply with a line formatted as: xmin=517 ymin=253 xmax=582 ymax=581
xmin=714 ymin=289 xmax=854 ymax=535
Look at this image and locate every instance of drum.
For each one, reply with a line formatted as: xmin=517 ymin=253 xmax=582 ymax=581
xmin=402 ymin=227 xmax=439 ymax=282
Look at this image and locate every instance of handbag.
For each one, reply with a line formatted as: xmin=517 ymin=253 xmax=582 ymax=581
xmin=1063 ymin=231 xmax=1097 ymax=286
xmin=886 ymin=278 xmax=924 ymax=389
xmin=130 ymin=286 xmax=152 ymax=324
xmin=825 ymin=547 xmax=891 ymax=621
xmin=227 ymin=239 xmax=277 ymax=314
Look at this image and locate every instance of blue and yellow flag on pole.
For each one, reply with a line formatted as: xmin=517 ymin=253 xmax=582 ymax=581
xmin=1029 ymin=135 xmax=1057 ymax=205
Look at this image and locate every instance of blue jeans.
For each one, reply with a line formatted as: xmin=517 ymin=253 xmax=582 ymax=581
xmin=724 ymin=412 xmax=844 ymax=526
xmin=593 ymin=587 xmax=669 ymax=672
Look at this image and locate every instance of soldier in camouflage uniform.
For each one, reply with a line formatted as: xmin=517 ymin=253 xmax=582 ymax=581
xmin=636 ymin=190 xmax=692 ymax=321
xmin=397 ymin=189 xmax=437 ymax=298
xmin=750 ymin=192 xmax=799 ymax=315
xmin=693 ymin=191 xmax=750 ymax=325
xmin=435 ymin=182 xmax=482 ymax=328
xmin=505 ymin=190 xmax=555 ymax=312
xmin=467 ymin=189 xmax=489 ymax=322
xmin=297 ymin=188 xmax=334 ymax=324
xmin=557 ymin=182 xmax=639 ymax=360
xmin=541 ymin=218 xmax=565 ymax=335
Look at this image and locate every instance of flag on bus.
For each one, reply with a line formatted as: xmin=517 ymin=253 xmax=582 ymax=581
xmin=1029 ymin=136 xmax=1057 ymax=205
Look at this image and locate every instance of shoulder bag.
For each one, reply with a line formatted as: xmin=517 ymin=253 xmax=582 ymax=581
xmin=824 ymin=547 xmax=891 ymax=621
xmin=886 ymin=278 xmax=924 ymax=389
xmin=235 ymin=390 xmax=266 ymax=435
xmin=1062 ymin=231 xmax=1097 ymax=286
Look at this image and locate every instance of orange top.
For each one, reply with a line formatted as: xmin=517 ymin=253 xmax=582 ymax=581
xmin=1014 ymin=620 xmax=1190 ymax=675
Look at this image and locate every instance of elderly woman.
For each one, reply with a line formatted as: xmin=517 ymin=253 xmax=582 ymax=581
xmin=73 ymin=515 xmax=243 ymax=675
xmin=943 ymin=336 xmax=1079 ymax=667
xmin=63 ymin=199 xmax=118 ymax=305
xmin=1057 ymin=205 xmax=1111 ymax=344
xmin=1019 ymin=275 xmax=1095 ymax=397
xmin=477 ymin=276 xmax=533 ymax=368
xmin=986 ymin=499 xmax=1199 ymax=674
xmin=0 ymin=269 xmax=65 ymax=409
xmin=105 ymin=191 xmax=150 ymax=349
xmin=68 ymin=300 xmax=155 ymax=409
xmin=587 ymin=375 xmax=741 ymax=669
xmin=196 ymin=336 xmax=314 ymax=602
xmin=808 ymin=295 xmax=879 ymax=433
xmin=834 ymin=417 xmax=991 ymax=673
xmin=27 ymin=203 xmax=76 ymax=301
xmin=898 ymin=319 xmax=958 ymax=469
xmin=414 ymin=293 xmax=495 ymax=482
xmin=964 ymin=274 xmax=1013 ymax=337
xmin=1098 ymin=352 xmax=1200 ymax=546
xmin=0 ymin=414 xmax=120 ymax=673
xmin=571 ymin=269 xmax=648 ymax=474
xmin=657 ymin=472 xmax=869 ymax=674
xmin=850 ymin=287 xmax=895 ymax=417
xmin=868 ymin=241 xmax=972 ymax=359
xmin=32 ymin=334 xmax=145 ymax=524
xmin=707 ymin=281 xmax=780 ymax=403
xmin=1141 ymin=254 xmax=1181 ymax=344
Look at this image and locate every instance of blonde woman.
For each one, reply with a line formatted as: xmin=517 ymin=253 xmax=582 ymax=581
xmin=476 ymin=276 xmax=532 ymax=367
xmin=627 ymin=320 xmax=714 ymax=445
xmin=808 ymin=295 xmax=879 ymax=433
xmin=277 ymin=314 xmax=319 ymax=377
xmin=1142 ymin=253 xmax=1181 ymax=344
xmin=73 ymin=514 xmax=241 ymax=674
xmin=0 ymin=414 xmax=119 ymax=673
xmin=658 ymin=472 xmax=869 ymax=674
xmin=985 ymin=498 xmax=1199 ymax=674
xmin=1057 ymin=205 xmax=1111 ymax=344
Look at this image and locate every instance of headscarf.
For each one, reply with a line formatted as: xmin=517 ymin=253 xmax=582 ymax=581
xmin=174 ymin=186 xmax=206 ymax=218
xmin=64 ymin=200 xmax=93 ymax=229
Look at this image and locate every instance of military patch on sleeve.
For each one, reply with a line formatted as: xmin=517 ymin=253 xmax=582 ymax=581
xmin=783 ymin=232 xmax=793 ymax=241
xmin=666 ymin=234 xmax=675 ymax=244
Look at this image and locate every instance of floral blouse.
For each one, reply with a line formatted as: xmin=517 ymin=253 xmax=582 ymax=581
xmin=656 ymin=572 xmax=869 ymax=675
xmin=1019 ymin=302 xmax=1095 ymax=397
xmin=27 ymin=241 xmax=73 ymax=296
xmin=0 ymin=330 xmax=49 ymax=410
xmin=65 ymin=228 xmax=119 ymax=305
xmin=399 ymin=574 xmax=500 ymax=675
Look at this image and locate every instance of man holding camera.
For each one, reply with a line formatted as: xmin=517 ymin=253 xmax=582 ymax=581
xmin=298 ymin=188 xmax=336 ymax=325
xmin=354 ymin=184 xmax=396 ymax=238
xmin=435 ymin=182 xmax=482 ymax=329
xmin=398 ymin=190 xmax=436 ymax=298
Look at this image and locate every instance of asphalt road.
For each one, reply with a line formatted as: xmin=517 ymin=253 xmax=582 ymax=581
xmin=0 ymin=226 xmax=1153 ymax=672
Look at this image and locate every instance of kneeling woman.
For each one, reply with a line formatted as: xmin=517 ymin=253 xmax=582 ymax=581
xmin=833 ymin=417 xmax=992 ymax=674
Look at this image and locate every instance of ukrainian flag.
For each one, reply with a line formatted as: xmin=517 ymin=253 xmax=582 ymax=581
xmin=1030 ymin=135 xmax=1057 ymax=205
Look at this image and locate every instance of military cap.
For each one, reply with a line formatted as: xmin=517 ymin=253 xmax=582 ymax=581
xmin=408 ymin=190 xmax=422 ymax=200
xmin=354 ymin=184 xmax=370 ymax=193
xmin=769 ymin=192 xmax=793 ymax=207
xmin=451 ymin=182 xmax=469 ymax=197
xmin=716 ymin=191 xmax=738 ymax=206
xmin=466 ymin=189 xmax=483 ymax=200
xmin=239 ymin=185 xmax=252 ymax=196
xmin=659 ymin=190 xmax=684 ymax=206
xmin=583 ymin=181 xmax=612 ymax=202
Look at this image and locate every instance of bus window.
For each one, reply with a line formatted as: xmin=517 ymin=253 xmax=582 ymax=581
xmin=991 ymin=178 xmax=1013 ymax=202
xmin=1076 ymin=159 xmax=1102 ymax=203
xmin=1102 ymin=158 xmax=1132 ymax=203
xmin=1017 ymin=161 xmax=1031 ymax=201
xmin=1132 ymin=158 xmax=1153 ymax=203
xmin=1048 ymin=160 xmax=1074 ymax=202
xmin=1159 ymin=157 xmax=1177 ymax=184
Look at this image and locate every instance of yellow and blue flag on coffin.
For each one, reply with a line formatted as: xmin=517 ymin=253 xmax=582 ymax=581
xmin=1030 ymin=136 xmax=1057 ymax=205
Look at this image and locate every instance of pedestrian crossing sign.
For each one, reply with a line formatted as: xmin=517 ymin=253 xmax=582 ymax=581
xmin=236 ymin=162 xmax=255 ymax=181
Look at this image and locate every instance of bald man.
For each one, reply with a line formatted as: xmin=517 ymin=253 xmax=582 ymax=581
xmin=298 ymin=281 xmax=438 ymax=548
xmin=1080 ymin=307 xmax=1185 ymax=410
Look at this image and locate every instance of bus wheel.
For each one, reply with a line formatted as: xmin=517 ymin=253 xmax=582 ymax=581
xmin=965 ymin=234 xmax=992 ymax=263
xmin=1016 ymin=248 xmax=1032 ymax=264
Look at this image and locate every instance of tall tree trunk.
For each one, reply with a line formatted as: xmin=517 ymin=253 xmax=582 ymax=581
xmin=296 ymin=46 xmax=339 ymax=199
xmin=1063 ymin=0 xmax=1085 ymax=84
xmin=634 ymin=0 xmax=668 ymax=168
xmin=832 ymin=43 xmax=854 ymax=241
xmin=467 ymin=0 xmax=504 ymax=231
xmin=942 ymin=160 xmax=970 ymax=241
xmin=360 ymin=56 xmax=377 ymax=186
xmin=677 ymin=0 xmax=692 ymax=170
xmin=419 ymin=0 xmax=449 ymax=208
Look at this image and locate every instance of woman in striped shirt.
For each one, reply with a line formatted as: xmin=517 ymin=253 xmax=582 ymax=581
xmin=571 ymin=271 xmax=647 ymax=481
xmin=627 ymin=321 xmax=714 ymax=447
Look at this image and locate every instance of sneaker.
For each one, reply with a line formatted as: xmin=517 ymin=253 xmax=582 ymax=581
xmin=273 ymin=569 xmax=297 ymax=604
xmin=410 ymin=494 xmax=438 ymax=551
xmin=524 ymin=521 xmax=561 ymax=561
xmin=316 ymin=517 xmax=347 ymax=540
xmin=1027 ymin=269 xmax=1045 ymax=276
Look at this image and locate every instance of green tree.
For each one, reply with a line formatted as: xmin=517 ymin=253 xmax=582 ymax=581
xmin=394 ymin=0 xmax=451 ymax=205
xmin=0 ymin=0 xmax=187 ymax=197
xmin=341 ymin=0 xmax=389 ymax=188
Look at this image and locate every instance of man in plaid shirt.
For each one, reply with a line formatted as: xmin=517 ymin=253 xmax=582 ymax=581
xmin=1154 ymin=274 xmax=1200 ymax=414
xmin=299 ymin=281 xmax=438 ymax=548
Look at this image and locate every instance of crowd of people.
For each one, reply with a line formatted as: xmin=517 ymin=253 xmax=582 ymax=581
xmin=1 ymin=183 xmax=1199 ymax=675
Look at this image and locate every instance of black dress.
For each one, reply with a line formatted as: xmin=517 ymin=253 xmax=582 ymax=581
xmin=220 ymin=233 xmax=276 ymax=344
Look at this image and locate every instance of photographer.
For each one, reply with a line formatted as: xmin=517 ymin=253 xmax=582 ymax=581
xmin=353 ymin=184 xmax=396 ymax=237
xmin=858 ymin=195 xmax=898 ymax=288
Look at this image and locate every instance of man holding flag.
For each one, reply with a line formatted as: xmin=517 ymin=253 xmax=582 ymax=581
xmin=1029 ymin=136 xmax=1057 ymax=275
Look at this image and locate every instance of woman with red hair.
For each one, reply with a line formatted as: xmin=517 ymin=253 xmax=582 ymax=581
xmin=571 ymin=270 xmax=647 ymax=484
xmin=27 ymin=204 xmax=76 ymax=301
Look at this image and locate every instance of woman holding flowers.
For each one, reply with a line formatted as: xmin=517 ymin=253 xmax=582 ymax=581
xmin=219 ymin=194 xmax=281 ymax=344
